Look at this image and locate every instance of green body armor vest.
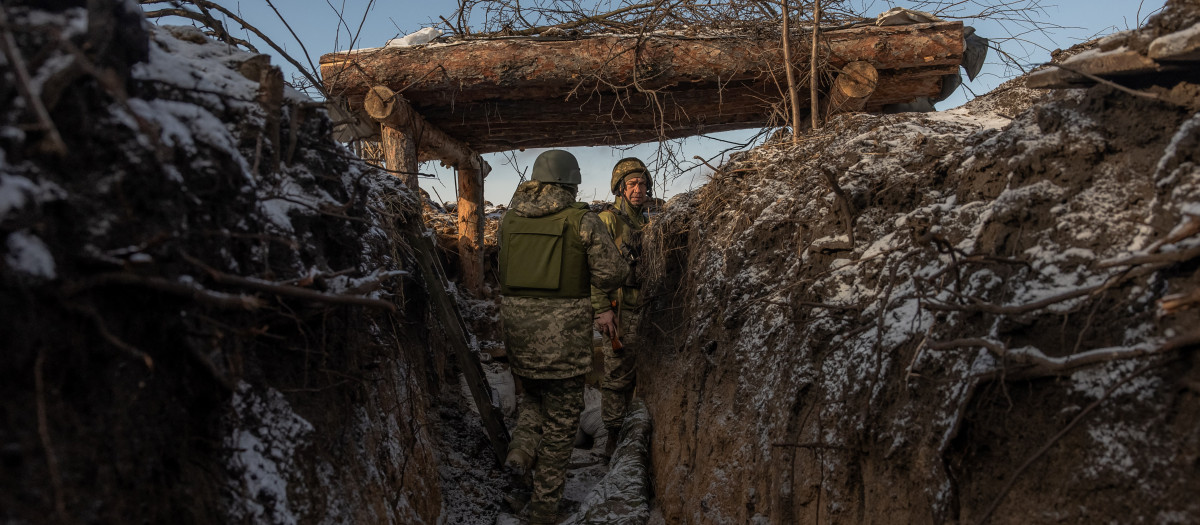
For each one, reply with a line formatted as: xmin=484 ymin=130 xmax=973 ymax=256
xmin=499 ymin=203 xmax=590 ymax=298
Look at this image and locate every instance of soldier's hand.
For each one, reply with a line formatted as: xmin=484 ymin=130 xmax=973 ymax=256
xmin=595 ymin=310 xmax=618 ymax=339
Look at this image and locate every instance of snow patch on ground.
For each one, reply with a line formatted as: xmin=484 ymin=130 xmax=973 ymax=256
xmin=225 ymin=382 xmax=314 ymax=525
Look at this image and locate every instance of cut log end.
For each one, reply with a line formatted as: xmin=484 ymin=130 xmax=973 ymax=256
xmin=364 ymin=85 xmax=397 ymax=120
xmin=829 ymin=61 xmax=879 ymax=114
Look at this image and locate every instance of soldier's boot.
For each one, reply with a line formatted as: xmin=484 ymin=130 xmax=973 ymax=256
xmin=504 ymin=449 xmax=534 ymax=487
xmin=503 ymin=449 xmax=534 ymax=512
xmin=528 ymin=501 xmax=560 ymax=525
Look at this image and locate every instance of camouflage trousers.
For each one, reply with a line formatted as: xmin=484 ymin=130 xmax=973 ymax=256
xmin=600 ymin=309 xmax=640 ymax=429
xmin=509 ymin=374 xmax=585 ymax=524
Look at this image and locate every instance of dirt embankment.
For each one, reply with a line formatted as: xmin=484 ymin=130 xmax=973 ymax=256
xmin=638 ymin=7 xmax=1200 ymax=524
xmin=1 ymin=3 xmax=464 ymax=523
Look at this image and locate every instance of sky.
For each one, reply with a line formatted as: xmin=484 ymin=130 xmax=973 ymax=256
xmin=145 ymin=0 xmax=1165 ymax=204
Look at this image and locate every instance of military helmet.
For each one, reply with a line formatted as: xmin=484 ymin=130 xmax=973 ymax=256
xmin=610 ymin=157 xmax=652 ymax=195
xmin=531 ymin=150 xmax=582 ymax=186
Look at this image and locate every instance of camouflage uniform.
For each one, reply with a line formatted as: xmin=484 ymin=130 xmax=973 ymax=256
xmin=500 ymin=173 xmax=627 ymax=524
xmin=591 ymin=159 xmax=650 ymax=433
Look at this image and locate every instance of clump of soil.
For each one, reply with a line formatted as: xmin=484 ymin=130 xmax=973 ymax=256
xmin=637 ymin=9 xmax=1200 ymax=524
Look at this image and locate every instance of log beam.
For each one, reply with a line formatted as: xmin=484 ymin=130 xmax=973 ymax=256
xmin=321 ymin=22 xmax=963 ymax=103
xmin=364 ymin=85 xmax=490 ymax=176
xmin=320 ymin=22 xmax=965 ymax=152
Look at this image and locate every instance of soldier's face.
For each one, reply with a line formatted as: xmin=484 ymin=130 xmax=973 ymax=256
xmin=623 ymin=176 xmax=648 ymax=206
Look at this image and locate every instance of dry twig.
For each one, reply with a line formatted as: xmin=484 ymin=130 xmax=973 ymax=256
xmin=182 ymin=253 xmax=399 ymax=312
xmin=62 ymin=272 xmax=265 ymax=310
xmin=0 ymin=5 xmax=68 ymax=156
xmin=35 ymin=348 xmax=68 ymax=523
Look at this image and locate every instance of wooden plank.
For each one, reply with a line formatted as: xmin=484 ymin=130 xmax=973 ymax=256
xmin=1149 ymin=25 xmax=1200 ymax=62
xmin=1026 ymin=49 xmax=1175 ymax=89
xmin=407 ymin=219 xmax=510 ymax=465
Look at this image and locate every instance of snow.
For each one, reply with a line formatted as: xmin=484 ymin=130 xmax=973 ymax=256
xmin=5 ymin=230 xmax=56 ymax=279
xmin=1154 ymin=112 xmax=1200 ymax=184
xmin=125 ymin=98 xmax=253 ymax=179
xmin=386 ymin=27 xmax=442 ymax=47
xmin=0 ymin=173 xmax=36 ymax=220
xmin=133 ymin=26 xmax=261 ymax=103
xmin=225 ymin=382 xmax=314 ymax=525
xmin=1063 ymin=44 xmax=1132 ymax=66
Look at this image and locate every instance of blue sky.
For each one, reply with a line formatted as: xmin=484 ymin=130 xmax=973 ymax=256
xmin=149 ymin=0 xmax=1164 ymax=204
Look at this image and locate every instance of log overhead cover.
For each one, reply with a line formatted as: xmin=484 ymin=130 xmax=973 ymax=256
xmin=320 ymin=22 xmax=965 ymax=152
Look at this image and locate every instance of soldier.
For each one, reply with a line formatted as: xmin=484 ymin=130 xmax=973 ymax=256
xmin=591 ymin=157 xmax=651 ymax=458
xmin=499 ymin=150 xmax=628 ymax=524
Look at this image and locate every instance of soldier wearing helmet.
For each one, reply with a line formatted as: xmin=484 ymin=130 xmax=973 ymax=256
xmin=498 ymin=150 xmax=628 ymax=524
xmin=591 ymin=157 xmax=651 ymax=458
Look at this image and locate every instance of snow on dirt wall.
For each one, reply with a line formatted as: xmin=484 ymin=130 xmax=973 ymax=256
xmin=0 ymin=4 xmax=456 ymax=523
xmin=640 ymin=68 xmax=1200 ymax=523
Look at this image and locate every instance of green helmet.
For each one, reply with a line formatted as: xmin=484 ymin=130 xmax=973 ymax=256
xmin=531 ymin=150 xmax=582 ymax=185
xmin=610 ymin=157 xmax=651 ymax=195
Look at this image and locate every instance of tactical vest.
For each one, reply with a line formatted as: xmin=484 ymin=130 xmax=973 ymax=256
xmin=500 ymin=203 xmax=590 ymax=298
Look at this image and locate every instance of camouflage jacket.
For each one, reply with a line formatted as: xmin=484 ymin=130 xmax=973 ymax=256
xmin=590 ymin=196 xmax=647 ymax=315
xmin=500 ymin=180 xmax=628 ymax=379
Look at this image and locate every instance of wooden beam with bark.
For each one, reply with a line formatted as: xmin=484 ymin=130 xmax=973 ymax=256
xmin=366 ymin=85 xmax=489 ymax=299
xmin=364 ymin=85 xmax=490 ymax=176
xmin=320 ymin=22 xmax=965 ymax=153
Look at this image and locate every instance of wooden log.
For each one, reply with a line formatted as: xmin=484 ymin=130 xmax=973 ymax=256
xmin=456 ymin=166 xmax=484 ymax=297
xmin=381 ymin=124 xmax=418 ymax=188
xmin=827 ymin=61 xmax=879 ymax=114
xmin=352 ymin=65 xmax=953 ymax=152
xmin=254 ymin=65 xmax=284 ymax=175
xmin=365 ymin=85 xmax=490 ymax=175
xmin=320 ymin=23 xmax=964 ymax=152
xmin=321 ymin=22 xmax=964 ymax=103
xmin=372 ymin=83 xmax=488 ymax=297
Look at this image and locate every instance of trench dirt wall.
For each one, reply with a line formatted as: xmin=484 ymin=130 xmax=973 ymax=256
xmin=638 ymin=32 xmax=1200 ymax=524
xmin=0 ymin=4 xmax=455 ymax=523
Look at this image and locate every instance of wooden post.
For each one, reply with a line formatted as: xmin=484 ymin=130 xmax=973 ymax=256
xmin=456 ymin=165 xmax=484 ymax=296
xmin=380 ymin=124 xmax=418 ymax=189
xmin=364 ymin=84 xmax=490 ymax=297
